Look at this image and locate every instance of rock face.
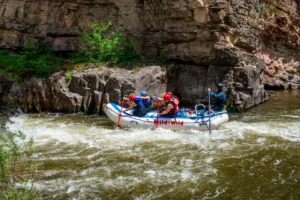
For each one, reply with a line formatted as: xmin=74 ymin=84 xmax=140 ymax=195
xmin=0 ymin=66 xmax=167 ymax=113
xmin=0 ymin=0 xmax=299 ymax=113
xmin=167 ymin=52 xmax=268 ymax=110
xmin=259 ymin=0 xmax=300 ymax=90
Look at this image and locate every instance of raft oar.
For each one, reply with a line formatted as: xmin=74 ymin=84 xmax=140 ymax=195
xmin=117 ymin=100 xmax=124 ymax=128
xmin=156 ymin=100 xmax=161 ymax=128
xmin=208 ymin=88 xmax=212 ymax=134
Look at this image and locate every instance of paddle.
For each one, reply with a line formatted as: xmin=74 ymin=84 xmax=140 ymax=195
xmin=116 ymin=100 xmax=124 ymax=127
xmin=156 ymin=100 xmax=161 ymax=128
xmin=208 ymin=88 xmax=212 ymax=134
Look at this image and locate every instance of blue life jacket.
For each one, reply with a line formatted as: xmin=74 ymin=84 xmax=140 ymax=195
xmin=142 ymin=96 xmax=153 ymax=108
xmin=133 ymin=97 xmax=147 ymax=117
xmin=210 ymin=91 xmax=226 ymax=110
xmin=134 ymin=97 xmax=144 ymax=108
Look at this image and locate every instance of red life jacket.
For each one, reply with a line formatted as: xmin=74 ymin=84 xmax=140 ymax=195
xmin=169 ymin=95 xmax=179 ymax=113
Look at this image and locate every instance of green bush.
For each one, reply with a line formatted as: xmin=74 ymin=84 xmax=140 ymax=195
xmin=0 ymin=21 xmax=141 ymax=79
xmin=74 ymin=20 xmax=140 ymax=64
xmin=0 ymin=131 xmax=41 ymax=199
xmin=0 ymin=37 xmax=63 ymax=78
xmin=69 ymin=52 xmax=87 ymax=64
xmin=226 ymin=104 xmax=241 ymax=113
xmin=159 ymin=53 xmax=169 ymax=65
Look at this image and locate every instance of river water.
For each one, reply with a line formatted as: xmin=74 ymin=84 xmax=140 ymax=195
xmin=5 ymin=90 xmax=300 ymax=200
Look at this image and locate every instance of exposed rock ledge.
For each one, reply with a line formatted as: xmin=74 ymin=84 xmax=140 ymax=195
xmin=0 ymin=63 xmax=268 ymax=114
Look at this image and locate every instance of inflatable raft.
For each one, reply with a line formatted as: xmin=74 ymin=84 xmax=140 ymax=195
xmin=104 ymin=103 xmax=229 ymax=131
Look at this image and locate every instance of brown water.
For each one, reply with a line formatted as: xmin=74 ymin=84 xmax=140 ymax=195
xmin=6 ymin=90 xmax=300 ymax=199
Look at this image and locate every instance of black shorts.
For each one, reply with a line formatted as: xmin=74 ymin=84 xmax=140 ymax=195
xmin=133 ymin=106 xmax=147 ymax=117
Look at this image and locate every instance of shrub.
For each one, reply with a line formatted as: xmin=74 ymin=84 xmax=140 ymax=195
xmin=0 ymin=37 xmax=63 ymax=78
xmin=0 ymin=131 xmax=41 ymax=199
xmin=75 ymin=20 xmax=140 ymax=64
xmin=159 ymin=53 xmax=169 ymax=65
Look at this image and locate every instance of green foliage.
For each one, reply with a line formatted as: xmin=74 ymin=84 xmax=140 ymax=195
xmin=159 ymin=53 xmax=169 ymax=65
xmin=83 ymin=105 xmax=88 ymax=114
xmin=250 ymin=8 xmax=259 ymax=19
xmin=133 ymin=65 xmax=141 ymax=71
xmin=75 ymin=65 xmax=85 ymax=71
xmin=0 ymin=131 xmax=41 ymax=199
xmin=226 ymin=104 xmax=241 ymax=113
xmin=0 ymin=52 xmax=25 ymax=77
xmin=74 ymin=20 xmax=140 ymax=64
xmin=70 ymin=52 xmax=87 ymax=64
xmin=258 ymin=2 xmax=268 ymax=14
xmin=113 ymin=65 xmax=119 ymax=70
xmin=8 ymin=74 xmax=20 ymax=82
xmin=256 ymin=0 xmax=286 ymax=18
xmin=133 ymin=63 xmax=146 ymax=71
xmin=0 ymin=22 xmax=142 ymax=79
xmin=65 ymin=70 xmax=73 ymax=81
xmin=250 ymin=0 xmax=291 ymax=27
xmin=0 ymin=37 xmax=63 ymax=78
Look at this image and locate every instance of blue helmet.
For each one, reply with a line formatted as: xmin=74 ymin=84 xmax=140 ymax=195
xmin=216 ymin=83 xmax=223 ymax=92
xmin=141 ymin=91 xmax=147 ymax=96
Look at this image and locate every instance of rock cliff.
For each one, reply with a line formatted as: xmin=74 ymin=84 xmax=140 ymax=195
xmin=0 ymin=0 xmax=299 ymax=113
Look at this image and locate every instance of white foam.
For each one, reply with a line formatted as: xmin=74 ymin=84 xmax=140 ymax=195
xmin=282 ymin=115 xmax=300 ymax=119
xmin=4 ymin=112 xmax=300 ymax=199
xmin=257 ymin=137 xmax=266 ymax=143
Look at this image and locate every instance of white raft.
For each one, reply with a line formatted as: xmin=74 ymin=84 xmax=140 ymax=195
xmin=104 ymin=103 xmax=229 ymax=131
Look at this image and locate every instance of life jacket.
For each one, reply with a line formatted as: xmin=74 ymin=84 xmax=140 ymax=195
xmin=134 ymin=97 xmax=144 ymax=108
xmin=142 ymin=96 xmax=153 ymax=108
xmin=172 ymin=95 xmax=179 ymax=113
xmin=168 ymin=96 xmax=179 ymax=114
xmin=210 ymin=92 xmax=226 ymax=110
xmin=215 ymin=92 xmax=226 ymax=107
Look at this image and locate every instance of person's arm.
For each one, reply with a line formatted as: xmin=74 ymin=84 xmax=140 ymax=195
xmin=121 ymin=102 xmax=136 ymax=112
xmin=140 ymin=96 xmax=150 ymax=101
xmin=157 ymin=104 xmax=173 ymax=116
xmin=212 ymin=92 xmax=225 ymax=99
xmin=210 ymin=91 xmax=216 ymax=98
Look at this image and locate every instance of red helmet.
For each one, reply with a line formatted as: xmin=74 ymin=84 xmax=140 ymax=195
xmin=166 ymin=92 xmax=172 ymax=96
xmin=163 ymin=94 xmax=172 ymax=102
xmin=129 ymin=94 xmax=136 ymax=101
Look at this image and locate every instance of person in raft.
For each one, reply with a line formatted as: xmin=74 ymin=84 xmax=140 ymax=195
xmin=210 ymin=83 xmax=226 ymax=111
xmin=140 ymin=91 xmax=153 ymax=112
xmin=121 ymin=94 xmax=148 ymax=117
xmin=157 ymin=91 xmax=179 ymax=110
xmin=157 ymin=93 xmax=179 ymax=118
xmin=200 ymin=83 xmax=227 ymax=116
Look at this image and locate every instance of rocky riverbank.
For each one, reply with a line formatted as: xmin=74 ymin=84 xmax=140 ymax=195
xmin=0 ymin=63 xmax=267 ymax=114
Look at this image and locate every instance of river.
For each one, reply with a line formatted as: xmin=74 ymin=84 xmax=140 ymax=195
xmin=5 ymin=90 xmax=300 ymax=200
